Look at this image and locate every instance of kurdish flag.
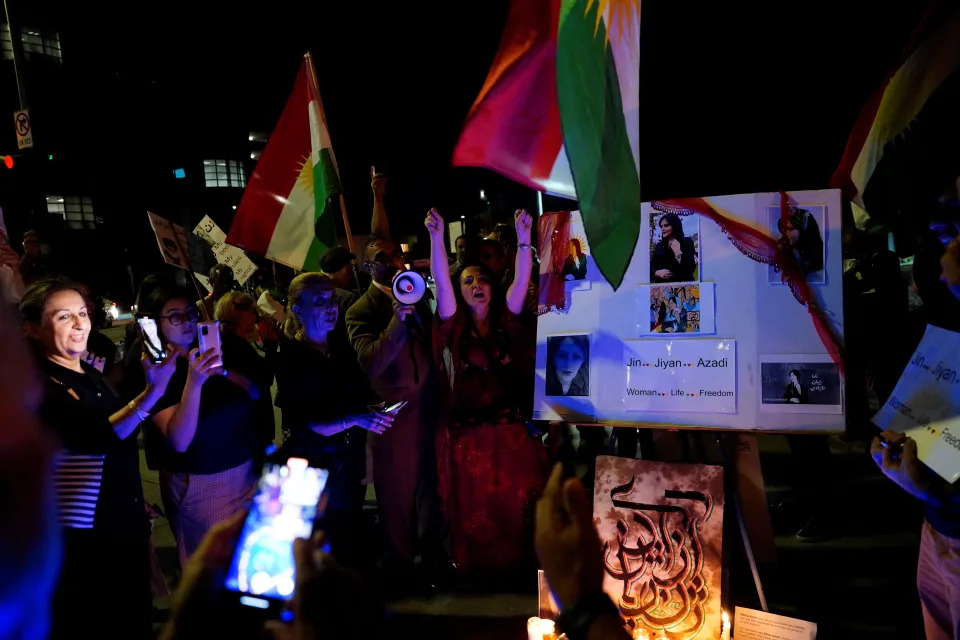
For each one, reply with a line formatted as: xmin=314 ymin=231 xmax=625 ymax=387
xmin=557 ymin=0 xmax=640 ymax=290
xmin=452 ymin=0 xmax=575 ymax=199
xmin=831 ymin=4 xmax=960 ymax=222
xmin=227 ymin=53 xmax=341 ymax=270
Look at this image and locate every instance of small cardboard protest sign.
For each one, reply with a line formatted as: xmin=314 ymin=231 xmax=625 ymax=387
xmin=193 ymin=215 xmax=257 ymax=285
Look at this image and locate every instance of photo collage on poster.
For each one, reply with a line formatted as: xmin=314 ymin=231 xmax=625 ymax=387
xmin=533 ymin=190 xmax=845 ymax=428
xmin=544 ymin=212 xmax=591 ymax=398
xmin=640 ymin=210 xmax=714 ymax=336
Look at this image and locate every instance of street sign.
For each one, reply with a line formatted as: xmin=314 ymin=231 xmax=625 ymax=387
xmin=14 ymin=110 xmax=32 ymax=150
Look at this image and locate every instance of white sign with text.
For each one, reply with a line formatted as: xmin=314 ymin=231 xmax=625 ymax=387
xmin=193 ymin=215 xmax=258 ymax=285
xmin=734 ymin=607 xmax=816 ymax=640
xmin=873 ymin=324 xmax=960 ymax=483
xmin=622 ymin=339 xmax=736 ymax=413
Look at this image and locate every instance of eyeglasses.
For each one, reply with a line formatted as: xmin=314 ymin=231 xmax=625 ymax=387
xmin=373 ymin=249 xmax=402 ymax=264
xmin=160 ymin=309 xmax=199 ymax=326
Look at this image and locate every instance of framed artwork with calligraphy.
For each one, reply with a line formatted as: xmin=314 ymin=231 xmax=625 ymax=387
xmin=594 ymin=456 xmax=725 ymax=639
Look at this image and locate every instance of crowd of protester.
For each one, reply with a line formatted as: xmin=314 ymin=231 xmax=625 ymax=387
xmin=3 ymin=169 xmax=960 ymax=640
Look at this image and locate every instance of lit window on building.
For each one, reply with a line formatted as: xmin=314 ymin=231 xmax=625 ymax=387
xmin=203 ymin=159 xmax=246 ymax=188
xmin=46 ymin=196 xmax=96 ymax=230
xmin=2 ymin=24 xmax=61 ymax=62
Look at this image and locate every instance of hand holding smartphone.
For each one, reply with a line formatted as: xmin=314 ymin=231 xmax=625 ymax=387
xmin=223 ymin=456 xmax=330 ymax=615
xmin=367 ymin=400 xmax=408 ymax=415
xmin=198 ymin=321 xmax=222 ymax=363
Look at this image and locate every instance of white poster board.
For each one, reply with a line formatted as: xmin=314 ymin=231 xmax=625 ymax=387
xmin=532 ymin=189 xmax=845 ymax=432
xmin=193 ymin=215 xmax=258 ymax=285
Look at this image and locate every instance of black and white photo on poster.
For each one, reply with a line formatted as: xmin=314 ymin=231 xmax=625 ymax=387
xmin=545 ymin=334 xmax=590 ymax=397
xmin=760 ymin=354 xmax=841 ymax=413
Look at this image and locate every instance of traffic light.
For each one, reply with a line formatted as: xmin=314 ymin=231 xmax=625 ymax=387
xmin=2 ymin=155 xmax=12 ymax=169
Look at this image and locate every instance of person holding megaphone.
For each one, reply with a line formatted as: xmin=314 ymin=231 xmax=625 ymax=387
xmin=425 ymin=207 xmax=548 ymax=585
xmin=344 ymin=169 xmax=449 ymax=590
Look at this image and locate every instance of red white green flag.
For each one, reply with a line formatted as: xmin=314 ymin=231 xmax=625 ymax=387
xmin=557 ymin=0 xmax=641 ymax=290
xmin=227 ymin=53 xmax=341 ymax=270
xmin=452 ymin=0 xmax=575 ymax=199
xmin=831 ymin=4 xmax=960 ymax=221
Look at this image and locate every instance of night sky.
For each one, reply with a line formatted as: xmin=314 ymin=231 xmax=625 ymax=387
xmin=24 ymin=1 xmax=930 ymax=257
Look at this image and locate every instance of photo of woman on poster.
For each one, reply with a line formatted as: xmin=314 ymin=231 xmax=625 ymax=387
xmin=774 ymin=206 xmax=825 ymax=281
xmin=545 ymin=335 xmax=589 ymax=397
xmin=783 ymin=369 xmax=808 ymax=404
xmin=562 ymin=239 xmax=587 ymax=281
xmin=651 ymin=213 xmax=699 ymax=283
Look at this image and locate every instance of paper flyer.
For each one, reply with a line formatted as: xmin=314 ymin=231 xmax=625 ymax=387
xmin=734 ymin=607 xmax=816 ymax=640
xmin=872 ymin=325 xmax=960 ymax=483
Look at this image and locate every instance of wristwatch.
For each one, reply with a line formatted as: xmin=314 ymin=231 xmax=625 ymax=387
xmin=555 ymin=589 xmax=620 ymax=640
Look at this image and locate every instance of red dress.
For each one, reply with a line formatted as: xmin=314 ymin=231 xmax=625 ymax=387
xmin=433 ymin=306 xmax=548 ymax=577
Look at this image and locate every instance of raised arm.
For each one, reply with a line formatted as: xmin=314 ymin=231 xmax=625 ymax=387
xmin=425 ymin=208 xmax=457 ymax=320
xmin=107 ymin=352 xmax=178 ymax=440
xmin=370 ymin=167 xmax=389 ymax=238
xmin=152 ymin=348 xmax=221 ymax=453
xmin=505 ymin=209 xmax=534 ymax=315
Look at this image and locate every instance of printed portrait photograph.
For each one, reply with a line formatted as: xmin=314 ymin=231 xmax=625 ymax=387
xmin=650 ymin=211 xmax=700 ymax=284
xmin=768 ymin=205 xmax=826 ymax=284
xmin=562 ymin=236 xmax=588 ymax=281
xmin=649 ymin=283 xmax=702 ymax=333
xmin=545 ymin=334 xmax=590 ymax=397
xmin=760 ymin=358 xmax=842 ymax=413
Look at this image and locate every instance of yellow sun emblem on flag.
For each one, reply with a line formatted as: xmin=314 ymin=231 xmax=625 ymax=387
xmin=585 ymin=0 xmax=640 ymax=45
xmin=569 ymin=233 xmax=589 ymax=256
xmin=296 ymin=154 xmax=315 ymax=196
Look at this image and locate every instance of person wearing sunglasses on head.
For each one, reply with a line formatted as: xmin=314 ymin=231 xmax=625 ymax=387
xmin=127 ymin=284 xmax=263 ymax=567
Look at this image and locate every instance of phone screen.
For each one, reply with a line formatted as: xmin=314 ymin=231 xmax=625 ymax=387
xmin=137 ymin=318 xmax=164 ymax=363
xmin=383 ymin=400 xmax=407 ymax=414
xmin=224 ymin=458 xmax=329 ymax=606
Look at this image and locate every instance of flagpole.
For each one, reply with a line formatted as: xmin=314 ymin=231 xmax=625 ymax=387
xmin=338 ymin=193 xmax=357 ymax=255
xmin=304 ymin=51 xmax=357 ymax=258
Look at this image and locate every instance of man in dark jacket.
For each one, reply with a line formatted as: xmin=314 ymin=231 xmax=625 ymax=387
xmin=345 ymin=172 xmax=446 ymax=583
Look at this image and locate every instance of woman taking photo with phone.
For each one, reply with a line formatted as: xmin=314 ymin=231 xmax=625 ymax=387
xmin=139 ymin=285 xmax=266 ymax=566
xmin=22 ymin=278 xmax=177 ymax=639
xmin=425 ymin=208 xmax=548 ymax=583
xmin=274 ymin=272 xmax=392 ymax=568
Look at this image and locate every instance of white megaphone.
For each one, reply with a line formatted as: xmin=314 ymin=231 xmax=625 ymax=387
xmin=392 ymin=270 xmax=426 ymax=305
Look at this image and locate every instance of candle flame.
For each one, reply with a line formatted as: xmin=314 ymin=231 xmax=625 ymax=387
xmin=722 ymin=611 xmax=730 ymax=624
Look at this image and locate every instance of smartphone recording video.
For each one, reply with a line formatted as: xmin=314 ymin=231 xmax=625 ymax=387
xmin=197 ymin=320 xmax=222 ymax=359
xmin=137 ymin=317 xmax=165 ymax=364
xmin=224 ymin=457 xmax=329 ymax=612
